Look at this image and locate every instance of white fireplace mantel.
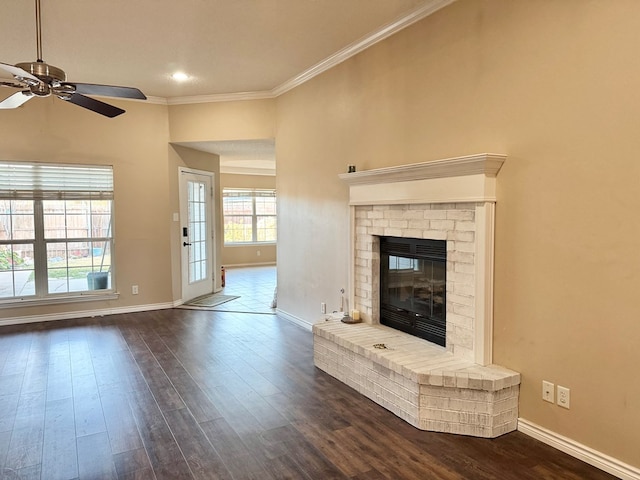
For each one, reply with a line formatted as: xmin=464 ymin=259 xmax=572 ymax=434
xmin=340 ymin=153 xmax=507 ymax=366
xmin=339 ymin=153 xmax=506 ymax=206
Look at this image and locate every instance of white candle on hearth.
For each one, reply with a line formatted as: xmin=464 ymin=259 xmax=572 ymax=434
xmin=352 ymin=310 xmax=360 ymax=321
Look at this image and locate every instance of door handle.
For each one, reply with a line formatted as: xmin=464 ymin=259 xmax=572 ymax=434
xmin=183 ymin=242 xmax=192 ymax=247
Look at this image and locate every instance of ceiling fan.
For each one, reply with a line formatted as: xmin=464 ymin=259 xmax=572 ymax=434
xmin=0 ymin=0 xmax=146 ymax=118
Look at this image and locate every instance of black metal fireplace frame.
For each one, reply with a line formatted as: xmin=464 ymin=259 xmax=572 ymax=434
xmin=379 ymin=236 xmax=447 ymax=347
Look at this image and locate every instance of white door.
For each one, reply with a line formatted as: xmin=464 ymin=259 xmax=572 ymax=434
xmin=179 ymin=169 xmax=214 ymax=301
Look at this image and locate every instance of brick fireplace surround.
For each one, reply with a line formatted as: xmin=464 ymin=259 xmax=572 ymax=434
xmin=313 ymin=154 xmax=521 ymax=438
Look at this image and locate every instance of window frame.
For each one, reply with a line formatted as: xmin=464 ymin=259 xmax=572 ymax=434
xmin=0 ymin=161 xmax=118 ymax=307
xmin=222 ymin=188 xmax=277 ymax=246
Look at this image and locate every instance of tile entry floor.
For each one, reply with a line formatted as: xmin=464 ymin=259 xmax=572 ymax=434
xmin=214 ymin=265 xmax=276 ymax=314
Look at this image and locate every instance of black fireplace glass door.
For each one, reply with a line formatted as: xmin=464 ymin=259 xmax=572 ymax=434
xmin=383 ymin=255 xmax=446 ymax=320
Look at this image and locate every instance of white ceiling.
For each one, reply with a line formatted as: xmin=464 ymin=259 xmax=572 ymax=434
xmin=1 ymin=0 xmax=453 ymax=174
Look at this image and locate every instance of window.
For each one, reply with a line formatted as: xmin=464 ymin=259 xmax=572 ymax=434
xmin=223 ymin=188 xmax=276 ymax=244
xmin=0 ymin=162 xmax=114 ymax=302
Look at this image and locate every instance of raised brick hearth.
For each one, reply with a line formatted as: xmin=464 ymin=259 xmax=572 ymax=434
xmin=313 ymin=154 xmax=521 ymax=438
xmin=314 ymin=321 xmax=520 ymax=437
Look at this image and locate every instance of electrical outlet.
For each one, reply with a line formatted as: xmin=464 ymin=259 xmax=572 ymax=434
xmin=132 ymin=285 xmax=139 ymax=295
xmin=557 ymin=385 xmax=570 ymax=409
xmin=542 ymin=381 xmax=554 ymax=403
xmin=321 ymin=302 xmax=326 ymax=314
xmin=257 ymin=250 xmax=261 ymax=256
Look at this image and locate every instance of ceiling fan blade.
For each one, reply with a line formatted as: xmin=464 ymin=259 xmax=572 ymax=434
xmin=0 ymin=62 xmax=40 ymax=83
xmin=63 ymin=83 xmax=146 ymax=100
xmin=63 ymin=93 xmax=125 ymax=118
xmin=1 ymin=79 xmax=27 ymax=89
xmin=0 ymin=91 xmax=33 ymax=109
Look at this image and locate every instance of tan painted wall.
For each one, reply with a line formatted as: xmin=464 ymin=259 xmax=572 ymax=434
xmin=220 ymin=173 xmax=277 ymax=266
xmin=275 ymin=0 xmax=640 ymax=467
xmin=168 ymin=99 xmax=276 ymax=142
xmin=0 ymin=97 xmax=173 ymax=317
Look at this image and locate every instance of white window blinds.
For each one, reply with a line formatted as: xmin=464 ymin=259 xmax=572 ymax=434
xmin=0 ymin=161 xmax=114 ymax=199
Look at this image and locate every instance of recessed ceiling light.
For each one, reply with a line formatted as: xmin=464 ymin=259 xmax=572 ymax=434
xmin=171 ymin=72 xmax=189 ymax=82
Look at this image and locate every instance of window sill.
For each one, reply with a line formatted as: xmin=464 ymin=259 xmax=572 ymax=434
xmin=0 ymin=291 xmax=120 ymax=309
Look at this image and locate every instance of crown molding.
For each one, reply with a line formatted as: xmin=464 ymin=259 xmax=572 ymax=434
xmin=272 ymin=0 xmax=456 ymax=97
xmin=166 ymin=90 xmax=276 ymax=106
xmin=220 ymin=165 xmax=276 ymax=176
xmin=144 ymin=95 xmax=169 ymax=105
xmin=165 ymin=0 xmax=456 ymax=105
xmin=96 ymin=92 xmax=272 ymax=106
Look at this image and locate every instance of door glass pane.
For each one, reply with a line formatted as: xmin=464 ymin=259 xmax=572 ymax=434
xmin=187 ymin=180 xmax=207 ymax=284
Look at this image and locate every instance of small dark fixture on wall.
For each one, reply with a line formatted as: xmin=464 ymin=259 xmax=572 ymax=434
xmin=347 ymin=165 xmax=356 ymax=173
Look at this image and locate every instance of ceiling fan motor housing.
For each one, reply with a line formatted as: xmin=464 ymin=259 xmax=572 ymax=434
xmin=16 ymin=61 xmax=66 ymax=85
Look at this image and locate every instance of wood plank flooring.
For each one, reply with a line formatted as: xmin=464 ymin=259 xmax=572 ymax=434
xmin=0 ymin=309 xmax=617 ymax=479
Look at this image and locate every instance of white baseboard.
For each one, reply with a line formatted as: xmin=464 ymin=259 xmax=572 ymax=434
xmin=275 ymin=308 xmax=312 ymax=331
xmin=0 ymin=302 xmax=175 ymax=327
xmin=518 ymin=418 xmax=640 ymax=480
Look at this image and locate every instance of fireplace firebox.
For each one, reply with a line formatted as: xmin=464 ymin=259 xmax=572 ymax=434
xmin=380 ymin=236 xmax=447 ymax=347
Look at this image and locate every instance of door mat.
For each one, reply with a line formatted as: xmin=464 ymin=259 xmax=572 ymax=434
xmin=183 ymin=294 xmax=240 ymax=308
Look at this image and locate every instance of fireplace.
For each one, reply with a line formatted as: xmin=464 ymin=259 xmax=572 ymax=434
xmin=341 ymin=153 xmax=507 ymax=365
xmin=380 ymin=236 xmax=447 ymax=346
xmin=313 ymin=154 xmax=521 ymax=439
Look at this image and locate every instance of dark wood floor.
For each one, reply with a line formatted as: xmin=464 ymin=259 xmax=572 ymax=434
xmin=0 ymin=309 xmax=616 ymax=480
